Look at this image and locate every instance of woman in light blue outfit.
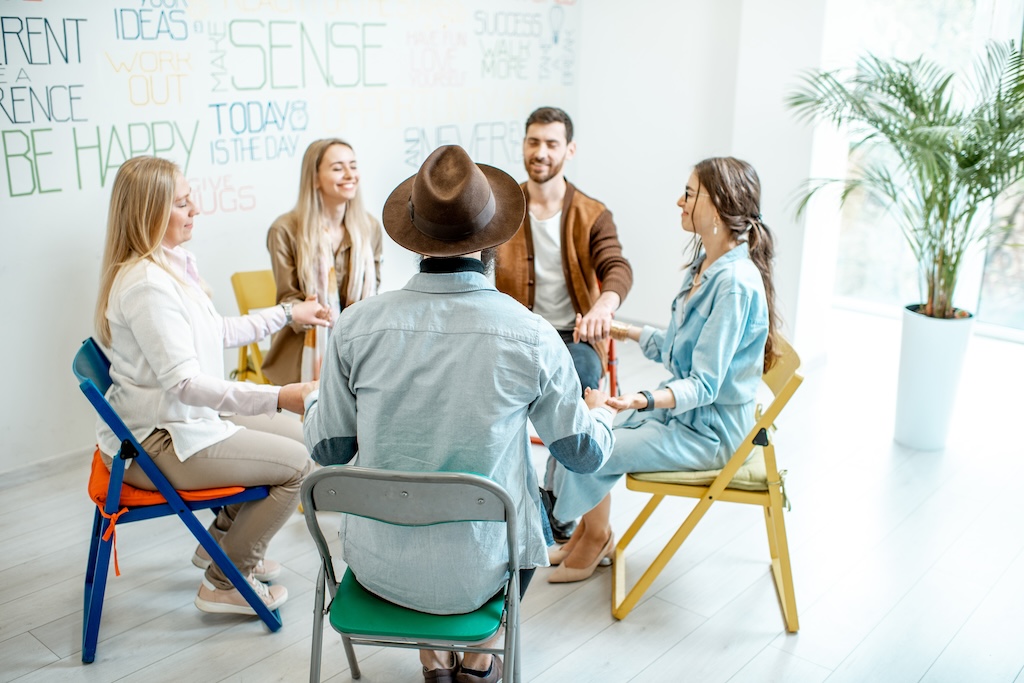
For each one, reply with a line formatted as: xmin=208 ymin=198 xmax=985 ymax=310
xmin=548 ymin=157 xmax=782 ymax=583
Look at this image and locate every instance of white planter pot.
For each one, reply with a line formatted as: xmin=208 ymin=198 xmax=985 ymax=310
xmin=893 ymin=305 xmax=975 ymax=451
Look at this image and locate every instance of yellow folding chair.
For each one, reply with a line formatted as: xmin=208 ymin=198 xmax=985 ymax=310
xmin=230 ymin=270 xmax=276 ymax=384
xmin=611 ymin=336 xmax=803 ymax=632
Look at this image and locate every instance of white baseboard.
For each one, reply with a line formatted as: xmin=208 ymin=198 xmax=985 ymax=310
xmin=0 ymin=446 xmax=92 ymax=491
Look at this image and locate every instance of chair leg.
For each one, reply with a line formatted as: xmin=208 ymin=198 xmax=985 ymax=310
xmin=763 ymin=502 xmax=799 ymax=632
xmin=252 ymin=344 xmax=267 ymax=384
xmin=342 ymin=636 xmax=360 ymax=679
xmin=179 ymin=509 xmax=283 ymax=632
xmin=513 ymin=611 xmax=523 ymax=683
xmin=236 ymin=348 xmax=248 ymax=382
xmin=502 ymin=615 xmax=515 ymax=683
xmin=611 ymin=494 xmax=664 ymax=620
xmin=613 ymin=494 xmax=713 ymax=620
xmin=310 ymin=565 xmax=326 ymax=683
xmin=501 ymin=576 xmax=519 ymax=683
xmin=83 ymin=509 xmax=102 ymax=617
xmin=82 ymin=511 xmax=113 ymax=664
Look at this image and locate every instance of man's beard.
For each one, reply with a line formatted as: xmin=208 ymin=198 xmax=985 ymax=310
xmin=526 ymin=156 xmax=564 ymax=184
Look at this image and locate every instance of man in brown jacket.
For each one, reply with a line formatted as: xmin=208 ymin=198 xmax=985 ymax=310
xmin=495 ymin=106 xmax=632 ymax=542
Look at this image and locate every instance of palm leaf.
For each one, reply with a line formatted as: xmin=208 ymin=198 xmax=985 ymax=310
xmin=786 ymin=41 xmax=1024 ymax=319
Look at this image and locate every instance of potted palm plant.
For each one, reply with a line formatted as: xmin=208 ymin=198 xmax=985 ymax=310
xmin=787 ymin=42 xmax=1024 ymax=450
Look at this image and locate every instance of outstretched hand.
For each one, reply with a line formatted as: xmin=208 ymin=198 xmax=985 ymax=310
xmin=278 ymin=380 xmax=317 ymax=414
xmin=584 ymin=387 xmax=617 ymax=415
xmin=573 ymin=308 xmax=611 ymax=343
xmin=606 ymin=392 xmax=648 ymax=412
xmin=292 ymin=294 xmax=331 ymax=327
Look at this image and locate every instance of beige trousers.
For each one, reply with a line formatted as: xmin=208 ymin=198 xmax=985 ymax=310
xmin=120 ymin=414 xmax=313 ymax=590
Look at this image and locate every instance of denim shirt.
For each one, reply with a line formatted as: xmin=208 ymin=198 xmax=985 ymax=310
xmin=639 ymin=242 xmax=768 ymax=424
xmin=303 ymin=261 xmax=614 ymax=614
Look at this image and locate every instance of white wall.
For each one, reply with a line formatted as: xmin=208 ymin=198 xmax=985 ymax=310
xmin=0 ymin=0 xmax=836 ymax=472
xmin=0 ymin=0 xmax=584 ymax=473
xmin=729 ymin=0 xmax=829 ymax=361
xmin=574 ymin=0 xmax=744 ymax=328
xmin=576 ymin=0 xmax=829 ymax=362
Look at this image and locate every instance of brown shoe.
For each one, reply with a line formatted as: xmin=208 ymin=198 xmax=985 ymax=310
xmin=423 ymin=651 xmax=460 ymax=683
xmin=455 ymin=655 xmax=502 ymax=683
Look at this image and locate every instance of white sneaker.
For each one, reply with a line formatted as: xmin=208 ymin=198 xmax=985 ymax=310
xmin=194 ymin=574 xmax=288 ymax=615
xmin=192 ymin=544 xmax=281 ymax=582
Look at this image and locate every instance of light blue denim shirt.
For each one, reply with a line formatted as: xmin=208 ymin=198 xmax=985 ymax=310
xmin=303 ymin=261 xmax=614 ymax=614
xmin=638 ymin=242 xmax=768 ymax=421
xmin=634 ymin=241 xmax=770 ymax=458
xmin=551 ymin=243 xmax=768 ymax=520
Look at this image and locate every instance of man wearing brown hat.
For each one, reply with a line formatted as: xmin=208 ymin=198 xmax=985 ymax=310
xmin=495 ymin=106 xmax=632 ymax=543
xmin=303 ymin=145 xmax=616 ymax=683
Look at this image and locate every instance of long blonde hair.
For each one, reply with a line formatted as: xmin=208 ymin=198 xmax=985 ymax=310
xmin=292 ymin=138 xmax=376 ymax=304
xmin=94 ymin=156 xmax=179 ymax=346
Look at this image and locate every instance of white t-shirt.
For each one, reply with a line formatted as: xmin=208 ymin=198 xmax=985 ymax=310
xmin=529 ymin=211 xmax=576 ymax=330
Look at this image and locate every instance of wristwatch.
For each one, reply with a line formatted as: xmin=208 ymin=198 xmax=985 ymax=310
xmin=282 ymin=302 xmax=293 ymax=325
xmin=638 ymin=390 xmax=655 ymax=412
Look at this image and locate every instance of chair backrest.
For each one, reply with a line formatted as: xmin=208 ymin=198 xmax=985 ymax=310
xmin=73 ymin=338 xmax=113 ymax=396
xmin=301 ymin=466 xmax=520 ymax=588
xmin=305 ymin=466 xmax=513 ymax=525
xmin=231 ymin=270 xmax=276 ymax=315
xmin=762 ymin=335 xmax=801 ymax=399
xmin=746 ymin=336 xmax=802 ymax=450
xmin=73 ymin=338 xmax=135 ymax=442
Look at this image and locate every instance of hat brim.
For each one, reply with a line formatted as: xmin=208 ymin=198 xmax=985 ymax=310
xmin=382 ymin=164 xmax=526 ymax=257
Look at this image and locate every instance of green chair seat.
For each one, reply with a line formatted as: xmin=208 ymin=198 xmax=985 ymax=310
xmin=331 ymin=568 xmax=505 ymax=643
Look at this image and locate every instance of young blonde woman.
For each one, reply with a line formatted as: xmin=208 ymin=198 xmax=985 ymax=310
xmin=548 ymin=157 xmax=781 ymax=583
xmin=94 ymin=156 xmax=327 ymax=614
xmin=262 ymin=138 xmax=383 ymax=385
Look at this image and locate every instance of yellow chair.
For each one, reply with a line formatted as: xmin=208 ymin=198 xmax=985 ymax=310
xmin=230 ymin=270 xmax=276 ymax=384
xmin=611 ymin=336 xmax=803 ymax=632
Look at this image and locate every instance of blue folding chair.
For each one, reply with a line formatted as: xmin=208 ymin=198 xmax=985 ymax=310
xmin=73 ymin=338 xmax=283 ymax=663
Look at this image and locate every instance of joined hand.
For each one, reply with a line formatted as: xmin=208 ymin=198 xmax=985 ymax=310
xmin=606 ymin=392 xmax=648 ymax=412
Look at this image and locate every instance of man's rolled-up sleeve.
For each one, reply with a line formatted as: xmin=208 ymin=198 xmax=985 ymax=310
xmin=529 ymin=325 xmax=614 ymax=474
xmin=303 ymin=330 xmax=358 ymax=466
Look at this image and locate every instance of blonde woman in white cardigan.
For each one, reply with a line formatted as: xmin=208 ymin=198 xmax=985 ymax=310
xmin=94 ymin=156 xmax=328 ymax=615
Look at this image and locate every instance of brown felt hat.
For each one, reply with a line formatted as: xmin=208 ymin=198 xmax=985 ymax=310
xmin=382 ymin=145 xmax=525 ymax=257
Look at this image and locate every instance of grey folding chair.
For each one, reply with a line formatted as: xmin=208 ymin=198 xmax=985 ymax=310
xmin=301 ymin=466 xmax=522 ymax=682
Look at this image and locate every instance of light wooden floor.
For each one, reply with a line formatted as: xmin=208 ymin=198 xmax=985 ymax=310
xmin=3 ymin=308 xmax=1023 ymax=682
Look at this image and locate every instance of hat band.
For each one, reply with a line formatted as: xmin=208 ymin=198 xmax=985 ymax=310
xmin=408 ymin=191 xmax=496 ymax=242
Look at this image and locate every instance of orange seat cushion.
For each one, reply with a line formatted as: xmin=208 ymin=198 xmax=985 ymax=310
xmin=89 ymin=449 xmax=246 ymax=508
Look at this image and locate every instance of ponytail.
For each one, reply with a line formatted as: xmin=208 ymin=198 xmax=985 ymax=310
xmin=745 ymin=216 xmax=781 ymax=371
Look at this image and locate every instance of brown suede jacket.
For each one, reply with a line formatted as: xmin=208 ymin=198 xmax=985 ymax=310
xmin=495 ymin=180 xmax=632 ymax=366
xmin=261 ymin=212 xmax=382 ymax=385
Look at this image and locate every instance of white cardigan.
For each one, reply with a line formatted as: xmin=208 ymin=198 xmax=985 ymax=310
xmin=98 ymin=247 xmax=285 ymax=461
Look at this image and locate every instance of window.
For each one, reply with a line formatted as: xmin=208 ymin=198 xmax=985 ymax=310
xmin=824 ymin=0 xmax=1024 ymax=335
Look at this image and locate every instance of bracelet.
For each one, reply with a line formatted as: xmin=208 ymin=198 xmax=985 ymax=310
xmin=282 ymin=302 xmax=293 ymax=325
xmin=610 ymin=320 xmax=632 ymax=342
xmin=638 ymin=390 xmax=655 ymax=412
